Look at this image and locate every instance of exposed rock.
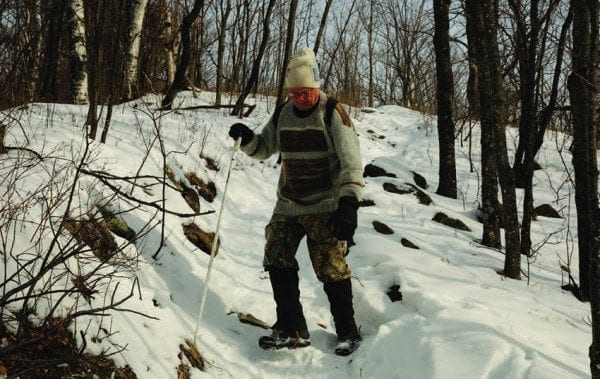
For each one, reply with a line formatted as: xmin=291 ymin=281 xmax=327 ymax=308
xmin=401 ymin=238 xmax=419 ymax=249
xmin=386 ymin=284 xmax=403 ymax=302
xmin=534 ymin=204 xmax=562 ymax=219
xmin=432 ymin=212 xmax=471 ymax=231
xmin=373 ymin=221 xmax=394 ymax=235
xmin=411 ymin=171 xmax=428 ymax=189
xmin=363 ymin=163 xmax=397 ymax=178
xmin=383 ymin=182 xmax=432 ymax=205
xmin=359 ymin=199 xmax=376 ymax=207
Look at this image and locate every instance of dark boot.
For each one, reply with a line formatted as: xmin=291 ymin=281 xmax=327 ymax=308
xmin=324 ymin=278 xmax=361 ymax=356
xmin=259 ymin=267 xmax=310 ymax=350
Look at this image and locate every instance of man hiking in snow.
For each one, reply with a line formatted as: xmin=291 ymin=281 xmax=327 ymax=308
xmin=228 ymin=47 xmax=364 ymax=356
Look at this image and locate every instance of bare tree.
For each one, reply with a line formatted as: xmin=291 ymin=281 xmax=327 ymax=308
xmin=507 ymin=0 xmax=568 ymax=258
xmin=313 ymin=0 xmax=333 ymax=55
xmin=214 ymin=0 xmax=232 ymax=106
xmin=466 ymin=0 xmax=521 ymax=279
xmin=232 ymin=0 xmax=277 ymax=117
xmin=464 ymin=2 xmax=501 ymax=249
xmin=162 ymin=0 xmax=204 ymax=109
xmin=569 ymin=0 xmax=598 ymax=304
xmin=276 ymin=0 xmax=298 ymax=105
xmin=433 ymin=0 xmax=457 ymax=199
xmin=567 ymin=1 xmax=600 ymax=374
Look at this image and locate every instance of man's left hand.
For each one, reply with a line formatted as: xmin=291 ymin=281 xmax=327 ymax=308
xmin=327 ymin=197 xmax=359 ymax=241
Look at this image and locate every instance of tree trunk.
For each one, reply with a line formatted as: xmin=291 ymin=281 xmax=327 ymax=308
xmin=570 ymin=0 xmax=598 ymax=300
xmin=27 ymin=0 xmax=42 ymax=101
xmin=433 ymin=0 xmax=457 ymax=199
xmin=162 ymin=0 xmax=204 ymax=109
xmin=465 ymin=1 xmax=500 ymax=249
xmin=124 ymin=0 xmax=148 ymax=101
xmin=232 ymin=0 xmax=276 ymax=117
xmin=569 ymin=0 xmax=600 ymax=374
xmin=85 ymin=0 xmax=108 ymax=140
xmin=161 ymin=0 xmax=176 ymax=89
xmin=215 ymin=0 xmax=232 ymax=106
xmin=276 ymin=0 xmax=298 ymax=105
xmin=483 ymin=0 xmax=521 ymax=279
xmin=313 ymin=0 xmax=333 ymax=55
xmin=0 ymin=124 xmax=6 ymax=154
xmin=322 ymin=0 xmax=358 ymax=92
xmin=69 ymin=0 xmax=88 ymax=104
xmin=366 ymin=1 xmax=374 ymax=107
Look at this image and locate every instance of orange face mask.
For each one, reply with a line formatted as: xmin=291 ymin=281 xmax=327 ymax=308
xmin=289 ymin=88 xmax=320 ymax=110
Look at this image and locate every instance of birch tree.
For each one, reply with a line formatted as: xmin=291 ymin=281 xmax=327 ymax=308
xmin=124 ymin=0 xmax=149 ymax=101
xmin=69 ymin=0 xmax=88 ymax=104
xmin=160 ymin=0 xmax=177 ymax=89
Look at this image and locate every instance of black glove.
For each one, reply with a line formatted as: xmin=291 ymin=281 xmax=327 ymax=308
xmin=228 ymin=123 xmax=254 ymax=145
xmin=327 ymin=196 xmax=359 ymax=241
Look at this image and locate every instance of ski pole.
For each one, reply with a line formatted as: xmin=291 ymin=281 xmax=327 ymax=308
xmin=192 ymin=136 xmax=242 ymax=345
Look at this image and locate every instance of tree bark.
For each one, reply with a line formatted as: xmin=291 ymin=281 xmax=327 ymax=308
xmin=0 ymin=124 xmax=6 ymax=154
xmin=465 ymin=1 xmax=500 ymax=249
xmin=124 ymin=0 xmax=148 ymax=101
xmin=433 ymin=0 xmax=457 ymax=199
xmin=161 ymin=0 xmax=176 ymax=90
xmin=569 ymin=0 xmax=600 ymax=375
xmin=232 ymin=0 xmax=277 ymax=117
xmin=27 ymin=0 xmax=42 ymax=101
xmin=276 ymin=0 xmax=298 ymax=105
xmin=313 ymin=0 xmax=333 ymax=55
xmin=69 ymin=0 xmax=88 ymax=104
xmin=467 ymin=0 xmax=521 ymax=279
xmin=215 ymin=0 xmax=232 ymax=106
xmin=162 ymin=0 xmax=204 ymax=109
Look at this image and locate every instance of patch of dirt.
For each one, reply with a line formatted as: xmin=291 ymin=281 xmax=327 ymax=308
xmin=185 ymin=172 xmax=216 ymax=203
xmin=182 ymin=222 xmax=219 ymax=256
xmin=64 ymin=216 xmax=118 ymax=262
xmin=0 ymin=317 xmax=137 ymax=378
xmin=98 ymin=206 xmax=136 ymax=241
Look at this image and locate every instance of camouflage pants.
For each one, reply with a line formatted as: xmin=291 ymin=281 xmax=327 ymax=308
xmin=263 ymin=213 xmax=351 ymax=283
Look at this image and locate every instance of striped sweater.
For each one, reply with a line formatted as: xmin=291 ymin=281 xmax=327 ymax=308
xmin=241 ymin=91 xmax=363 ymax=216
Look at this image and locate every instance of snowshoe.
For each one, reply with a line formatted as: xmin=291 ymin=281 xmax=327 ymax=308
xmin=334 ymin=336 xmax=361 ymax=356
xmin=258 ymin=329 xmax=311 ymax=350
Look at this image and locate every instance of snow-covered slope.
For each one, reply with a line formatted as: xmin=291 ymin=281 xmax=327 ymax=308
xmin=1 ymin=92 xmax=589 ymax=378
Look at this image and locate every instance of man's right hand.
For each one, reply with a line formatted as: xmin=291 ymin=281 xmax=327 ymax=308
xmin=229 ymin=123 xmax=254 ymax=146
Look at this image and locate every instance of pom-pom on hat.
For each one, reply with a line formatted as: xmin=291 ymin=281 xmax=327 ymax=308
xmin=285 ymin=47 xmax=321 ymax=89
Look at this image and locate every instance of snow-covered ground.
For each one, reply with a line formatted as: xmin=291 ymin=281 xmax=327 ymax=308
xmin=1 ymin=92 xmax=589 ymax=378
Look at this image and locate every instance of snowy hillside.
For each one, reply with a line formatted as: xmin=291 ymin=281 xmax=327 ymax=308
xmin=0 ymin=91 xmax=590 ymax=378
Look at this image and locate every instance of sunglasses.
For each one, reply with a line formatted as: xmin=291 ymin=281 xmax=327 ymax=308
xmin=289 ymin=90 xmax=315 ymax=99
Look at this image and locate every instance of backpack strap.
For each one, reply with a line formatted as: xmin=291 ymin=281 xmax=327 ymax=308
xmin=272 ymin=100 xmax=289 ymax=129
xmin=324 ymin=96 xmax=338 ymax=128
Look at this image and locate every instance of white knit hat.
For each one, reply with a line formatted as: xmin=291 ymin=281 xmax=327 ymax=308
xmin=285 ymin=47 xmax=321 ymax=89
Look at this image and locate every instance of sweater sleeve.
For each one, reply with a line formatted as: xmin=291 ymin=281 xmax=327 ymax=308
xmin=240 ymin=114 xmax=279 ymax=160
xmin=328 ymin=104 xmax=364 ymax=200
